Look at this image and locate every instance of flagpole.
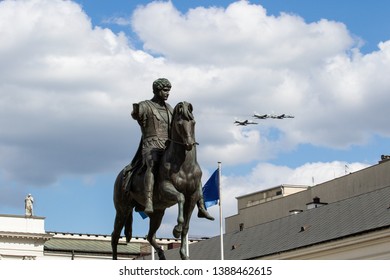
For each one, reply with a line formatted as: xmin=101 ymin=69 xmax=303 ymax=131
xmin=151 ymin=244 xmax=155 ymax=260
xmin=218 ymin=161 xmax=224 ymax=260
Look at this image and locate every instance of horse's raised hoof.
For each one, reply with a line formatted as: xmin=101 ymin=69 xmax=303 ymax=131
xmin=173 ymin=225 xmax=182 ymax=238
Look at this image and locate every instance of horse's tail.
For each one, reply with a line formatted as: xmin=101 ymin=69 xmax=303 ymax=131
xmin=124 ymin=210 xmax=133 ymax=243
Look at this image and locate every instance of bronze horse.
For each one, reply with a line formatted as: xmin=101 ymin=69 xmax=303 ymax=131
xmin=111 ymin=101 xmax=202 ymax=260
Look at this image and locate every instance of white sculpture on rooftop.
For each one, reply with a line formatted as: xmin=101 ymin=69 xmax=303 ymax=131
xmin=25 ymin=194 xmax=34 ymax=217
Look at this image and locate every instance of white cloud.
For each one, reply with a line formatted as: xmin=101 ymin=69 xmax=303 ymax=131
xmin=132 ymin=1 xmax=353 ymax=67
xmin=103 ymin=16 xmax=132 ymax=27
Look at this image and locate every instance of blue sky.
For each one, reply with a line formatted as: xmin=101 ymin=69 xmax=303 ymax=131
xmin=1 ymin=0 xmax=390 ymax=238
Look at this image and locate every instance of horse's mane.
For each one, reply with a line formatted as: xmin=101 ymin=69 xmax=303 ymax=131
xmin=172 ymin=101 xmax=194 ymax=121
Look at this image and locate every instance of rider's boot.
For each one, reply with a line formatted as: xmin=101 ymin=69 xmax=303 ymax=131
xmin=197 ymin=197 xmax=215 ymax=221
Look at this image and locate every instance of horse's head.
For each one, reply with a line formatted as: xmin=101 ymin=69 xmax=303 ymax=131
xmin=170 ymin=101 xmax=198 ymax=151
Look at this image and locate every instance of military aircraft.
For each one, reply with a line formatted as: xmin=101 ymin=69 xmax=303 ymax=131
xmin=269 ymin=114 xmax=295 ymax=119
xmin=272 ymin=114 xmax=285 ymax=119
xmin=253 ymin=113 xmax=269 ymax=119
xmin=234 ymin=119 xmax=258 ymax=126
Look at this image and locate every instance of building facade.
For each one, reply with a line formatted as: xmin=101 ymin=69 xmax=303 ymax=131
xmin=226 ymin=159 xmax=390 ymax=233
xmin=0 ymin=214 xmax=52 ymax=260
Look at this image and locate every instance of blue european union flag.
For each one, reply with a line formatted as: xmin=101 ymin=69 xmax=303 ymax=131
xmin=137 ymin=211 xmax=148 ymax=219
xmin=202 ymin=169 xmax=219 ymax=209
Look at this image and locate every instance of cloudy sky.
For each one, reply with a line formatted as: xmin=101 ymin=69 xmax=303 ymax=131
xmin=1 ymin=0 xmax=390 ymax=238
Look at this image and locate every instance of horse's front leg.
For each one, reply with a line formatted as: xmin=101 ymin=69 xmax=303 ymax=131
xmin=179 ymin=198 xmax=197 ymax=260
xmin=173 ymin=191 xmax=185 ymax=238
xmin=161 ymin=180 xmax=185 ymax=238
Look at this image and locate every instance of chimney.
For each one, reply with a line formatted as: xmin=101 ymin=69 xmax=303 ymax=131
xmin=306 ymin=196 xmax=328 ymax=210
xmin=379 ymin=155 xmax=390 ymax=163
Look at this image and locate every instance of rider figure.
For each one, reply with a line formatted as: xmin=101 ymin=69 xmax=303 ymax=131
xmin=126 ymin=78 xmax=214 ymax=220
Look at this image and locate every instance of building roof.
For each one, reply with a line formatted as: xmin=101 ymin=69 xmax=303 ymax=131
xmin=44 ymin=238 xmax=141 ymax=256
xmin=236 ymin=184 xmax=309 ymax=199
xmin=158 ymin=185 xmax=390 ymax=260
xmin=43 ymin=232 xmax=197 ymax=258
xmin=44 ymin=233 xmax=146 ymax=257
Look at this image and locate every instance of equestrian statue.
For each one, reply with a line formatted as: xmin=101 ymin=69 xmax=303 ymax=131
xmin=111 ymin=78 xmax=214 ymax=260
